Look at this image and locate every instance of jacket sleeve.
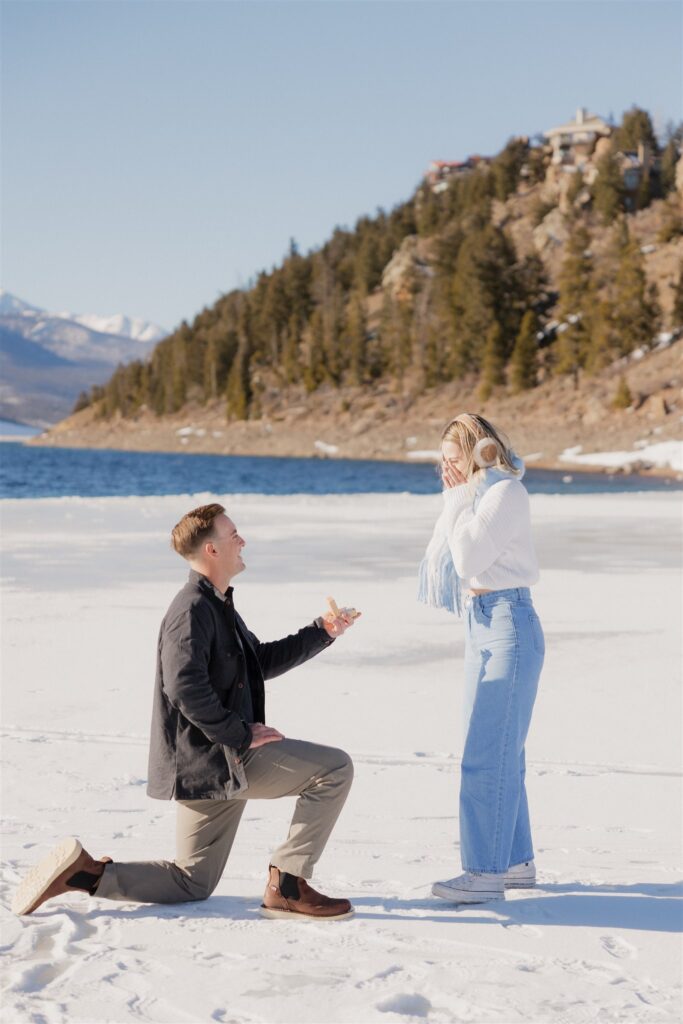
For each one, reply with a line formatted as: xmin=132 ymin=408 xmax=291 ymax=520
xmin=241 ymin=618 xmax=335 ymax=681
xmin=161 ymin=609 xmax=252 ymax=752
xmin=445 ymin=479 xmax=528 ymax=579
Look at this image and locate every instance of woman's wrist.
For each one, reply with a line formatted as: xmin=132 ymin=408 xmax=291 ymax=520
xmin=442 ymin=483 xmax=471 ymax=516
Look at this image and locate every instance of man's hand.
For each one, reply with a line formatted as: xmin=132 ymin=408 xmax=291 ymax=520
xmin=248 ymin=723 xmax=285 ymax=749
xmin=322 ymin=607 xmax=361 ymax=638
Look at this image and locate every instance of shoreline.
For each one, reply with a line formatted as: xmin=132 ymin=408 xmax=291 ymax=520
xmin=10 ymin=434 xmax=682 ymax=481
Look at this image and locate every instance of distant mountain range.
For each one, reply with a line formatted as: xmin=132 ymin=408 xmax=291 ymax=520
xmin=0 ymin=291 xmax=168 ymax=426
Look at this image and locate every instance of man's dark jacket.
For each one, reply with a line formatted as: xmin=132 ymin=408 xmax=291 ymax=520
xmin=147 ymin=570 xmax=334 ymax=801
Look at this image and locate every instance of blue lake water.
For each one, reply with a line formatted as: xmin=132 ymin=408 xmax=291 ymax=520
xmin=0 ymin=442 xmax=680 ymax=499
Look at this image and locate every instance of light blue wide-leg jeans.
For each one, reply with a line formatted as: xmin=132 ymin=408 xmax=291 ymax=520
xmin=460 ymin=587 xmax=544 ymax=874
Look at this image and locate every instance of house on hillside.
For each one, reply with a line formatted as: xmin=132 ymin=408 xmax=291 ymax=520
xmin=545 ymin=107 xmax=612 ymax=166
xmin=426 ymin=160 xmax=472 ymax=192
xmin=425 ymin=155 xmax=491 ymax=192
xmin=543 ymin=107 xmax=658 ymax=210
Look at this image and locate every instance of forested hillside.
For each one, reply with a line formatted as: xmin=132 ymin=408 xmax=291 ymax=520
xmin=72 ymin=106 xmax=683 ymax=429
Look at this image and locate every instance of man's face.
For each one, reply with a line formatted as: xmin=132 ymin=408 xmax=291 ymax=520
xmin=208 ymin=514 xmax=246 ymax=580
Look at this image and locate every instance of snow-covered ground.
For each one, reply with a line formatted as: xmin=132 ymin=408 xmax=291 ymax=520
xmin=560 ymin=441 xmax=683 ymax=474
xmin=1 ymin=492 xmax=682 ymax=1024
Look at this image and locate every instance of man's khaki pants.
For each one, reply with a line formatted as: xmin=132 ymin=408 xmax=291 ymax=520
xmin=97 ymin=739 xmax=353 ymax=904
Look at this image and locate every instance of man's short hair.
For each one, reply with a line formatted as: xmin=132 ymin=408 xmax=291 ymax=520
xmin=171 ymin=503 xmax=226 ymax=558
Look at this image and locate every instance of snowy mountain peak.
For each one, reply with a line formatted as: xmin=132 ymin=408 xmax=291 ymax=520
xmin=0 ymin=290 xmax=45 ymax=317
xmin=54 ymin=310 xmax=167 ymax=344
xmin=1 ymin=291 xmax=168 ymax=343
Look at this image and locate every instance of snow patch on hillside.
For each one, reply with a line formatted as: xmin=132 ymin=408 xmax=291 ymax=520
xmin=560 ymin=440 xmax=683 ymax=472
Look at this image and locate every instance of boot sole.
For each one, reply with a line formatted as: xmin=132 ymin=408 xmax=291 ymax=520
xmin=11 ymin=837 xmax=83 ymax=915
xmin=260 ymin=905 xmax=355 ymax=921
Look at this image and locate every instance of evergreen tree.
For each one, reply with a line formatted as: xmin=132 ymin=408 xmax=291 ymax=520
xmin=345 ymin=292 xmax=368 ymax=385
xmin=517 ymin=253 xmax=549 ymax=313
xmin=139 ymin=362 xmax=152 ymax=408
xmin=460 ymin=169 xmax=495 ymax=213
xmin=225 ymin=344 xmax=251 ymax=420
xmin=610 ymin=219 xmax=661 ymax=354
xmin=593 ymin=151 xmax=624 ymax=223
xmin=73 ymin=391 xmax=90 ymax=413
xmin=585 ymin=300 xmax=618 ymax=374
xmin=636 ymin=166 xmax=652 ymax=210
xmin=203 ymin=335 xmax=218 ymax=400
xmin=283 ymin=237 xmax=313 ymax=324
xmin=422 ymin=317 xmax=449 ymax=387
xmin=450 ymin=234 xmax=494 ymax=375
xmin=478 ymin=322 xmax=507 ymax=400
xmin=379 ymin=295 xmax=412 ymax=381
xmin=566 ymin=169 xmax=585 ymax=208
xmin=225 ymin=298 xmax=253 ymax=419
xmin=310 ymin=260 xmax=343 ymax=385
xmin=450 ymin=224 xmax=521 ymax=376
xmin=434 ymin=222 xmax=465 ymax=277
xmin=323 ymin=296 xmax=345 ymax=385
xmin=170 ymin=346 xmax=187 ymax=411
xmin=510 ymin=310 xmax=539 ymax=392
xmin=672 ymin=259 xmax=683 ymax=326
xmin=128 ymin=360 xmax=150 ymax=410
xmin=612 ymin=375 xmax=633 ymax=409
xmin=353 ymin=222 xmax=384 ymax=292
xmin=656 ymin=197 xmax=683 ymax=244
xmin=257 ymin=272 xmax=289 ymax=365
xmin=554 ymin=220 xmax=594 ymax=384
xmin=613 ymin=107 xmax=658 ymax=154
xmin=525 ymin=145 xmax=547 ymax=185
xmin=302 ymin=309 xmax=327 ymax=392
xmin=416 ymin=185 xmax=441 ymax=236
xmin=281 ymin=314 xmax=301 ymax=384
xmin=491 ymin=137 xmax=528 ymax=200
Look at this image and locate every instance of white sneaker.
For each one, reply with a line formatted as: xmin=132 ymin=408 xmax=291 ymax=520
xmin=504 ymin=860 xmax=536 ymax=889
xmin=432 ymin=871 xmax=505 ymax=904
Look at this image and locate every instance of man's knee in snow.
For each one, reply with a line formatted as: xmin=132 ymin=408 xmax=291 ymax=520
xmin=334 ymin=750 xmax=354 ymax=787
xmin=175 ymin=868 xmax=215 ymax=902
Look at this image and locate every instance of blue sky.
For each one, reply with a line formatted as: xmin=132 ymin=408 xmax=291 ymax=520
xmin=2 ymin=0 xmax=681 ymax=331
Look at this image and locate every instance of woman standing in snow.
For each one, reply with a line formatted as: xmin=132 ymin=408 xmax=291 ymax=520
xmin=418 ymin=413 xmax=544 ymax=904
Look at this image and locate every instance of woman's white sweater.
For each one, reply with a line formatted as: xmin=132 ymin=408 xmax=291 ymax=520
xmin=443 ymin=477 xmax=539 ymax=590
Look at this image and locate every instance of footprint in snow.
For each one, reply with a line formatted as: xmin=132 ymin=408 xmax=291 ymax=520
xmin=600 ymin=935 xmax=638 ymax=959
xmin=377 ymin=993 xmax=432 ymax=1017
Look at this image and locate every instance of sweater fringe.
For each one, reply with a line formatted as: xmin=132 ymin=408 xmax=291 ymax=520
xmin=417 ymin=540 xmax=462 ymax=616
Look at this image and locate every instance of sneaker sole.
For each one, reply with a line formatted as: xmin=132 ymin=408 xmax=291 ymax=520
xmin=11 ymin=837 xmax=83 ymax=916
xmin=432 ymin=882 xmax=504 ymax=903
xmin=504 ymin=878 xmax=536 ymax=889
xmin=259 ymin=905 xmax=355 ymax=921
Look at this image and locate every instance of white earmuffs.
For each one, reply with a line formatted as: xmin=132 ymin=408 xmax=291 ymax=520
xmin=473 ymin=436 xmax=500 ymax=468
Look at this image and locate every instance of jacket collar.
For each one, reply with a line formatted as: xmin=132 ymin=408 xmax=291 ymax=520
xmin=188 ymin=569 xmax=234 ymax=605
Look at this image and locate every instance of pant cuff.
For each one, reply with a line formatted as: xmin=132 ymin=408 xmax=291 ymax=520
xmin=270 ymin=855 xmax=316 ymax=880
xmin=93 ymin=862 xmax=119 ymax=899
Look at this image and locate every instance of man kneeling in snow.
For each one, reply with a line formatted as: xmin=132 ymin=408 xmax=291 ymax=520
xmin=13 ymin=503 xmax=357 ymax=921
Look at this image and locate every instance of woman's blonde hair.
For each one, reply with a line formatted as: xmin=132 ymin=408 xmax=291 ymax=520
xmin=441 ymin=413 xmax=520 ymax=480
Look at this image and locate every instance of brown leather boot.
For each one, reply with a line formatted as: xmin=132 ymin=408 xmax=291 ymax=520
xmin=260 ymin=865 xmax=354 ymax=920
xmin=12 ymin=837 xmax=112 ymax=916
